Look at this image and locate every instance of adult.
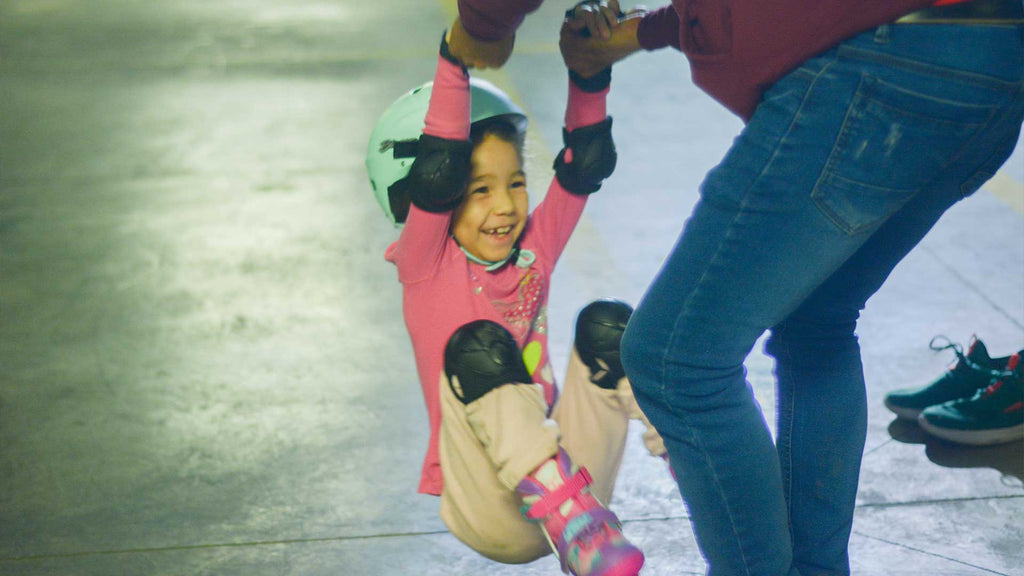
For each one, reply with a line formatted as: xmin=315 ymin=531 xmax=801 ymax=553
xmin=562 ymin=1 xmax=1024 ymax=575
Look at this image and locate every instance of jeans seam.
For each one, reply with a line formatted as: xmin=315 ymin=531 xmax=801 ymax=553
xmin=957 ymin=85 xmax=1024 ymax=195
xmin=777 ymin=334 xmax=797 ymax=550
xmin=747 ymin=57 xmax=839 ymax=229
xmin=811 ymin=75 xmax=888 ymax=236
xmin=931 ymin=83 xmax=1024 ymax=201
xmin=961 ymin=108 xmax=1023 ymax=197
xmin=837 ymin=44 xmax=1020 ymax=92
xmin=812 ymin=66 xmax=1014 ymax=235
xmin=657 ymin=341 xmax=756 ymax=573
xmin=671 ymin=57 xmax=835 ymax=334
xmin=657 ymin=378 xmax=757 ymax=575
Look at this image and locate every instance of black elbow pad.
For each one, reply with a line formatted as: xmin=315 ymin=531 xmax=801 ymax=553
xmin=553 ymin=117 xmax=616 ymax=195
xmin=406 ymin=134 xmax=473 ymax=213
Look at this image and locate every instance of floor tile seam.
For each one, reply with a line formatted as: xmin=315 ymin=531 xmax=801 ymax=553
xmin=0 ymin=515 xmax=698 ymax=564
xmin=0 ymin=530 xmax=453 ymax=563
xmin=851 ymin=529 xmax=1014 ymax=576
xmin=861 ymin=436 xmax=894 ymax=458
xmin=2 ymin=499 xmax=1019 ymax=564
xmin=619 ymin=494 xmax=1024 ymax=519
xmin=857 ymin=492 xmax=1024 ymax=510
xmin=918 ymin=243 xmax=1024 ymax=331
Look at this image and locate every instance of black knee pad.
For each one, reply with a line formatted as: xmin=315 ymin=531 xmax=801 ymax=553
xmin=575 ymin=299 xmax=633 ymax=390
xmin=444 ymin=320 xmax=532 ymax=405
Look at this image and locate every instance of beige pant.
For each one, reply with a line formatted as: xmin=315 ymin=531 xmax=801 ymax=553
xmin=438 ymin=347 xmax=666 ymax=564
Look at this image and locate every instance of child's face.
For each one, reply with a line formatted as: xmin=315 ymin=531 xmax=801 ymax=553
xmin=452 ymin=133 xmax=528 ymax=264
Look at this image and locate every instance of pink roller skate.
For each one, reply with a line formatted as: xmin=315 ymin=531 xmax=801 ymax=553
xmin=517 ymin=448 xmax=644 ymax=576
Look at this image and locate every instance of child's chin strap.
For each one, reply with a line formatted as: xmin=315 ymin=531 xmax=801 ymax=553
xmin=460 ymin=244 xmax=536 ymax=272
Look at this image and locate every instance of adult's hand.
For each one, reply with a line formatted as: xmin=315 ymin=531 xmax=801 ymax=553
xmin=565 ymin=0 xmax=622 ymax=40
xmin=560 ymin=6 xmax=646 ymax=78
xmin=446 ymin=17 xmax=515 ymax=69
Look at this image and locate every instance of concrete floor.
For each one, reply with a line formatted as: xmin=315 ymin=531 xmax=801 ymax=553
xmin=1 ymin=1 xmax=1022 ymax=575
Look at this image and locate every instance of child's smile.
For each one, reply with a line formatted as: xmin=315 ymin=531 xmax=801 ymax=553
xmin=452 ymin=133 xmax=529 ymax=264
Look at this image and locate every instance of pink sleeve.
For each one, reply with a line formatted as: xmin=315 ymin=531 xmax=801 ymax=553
xmin=423 ymin=53 xmax=471 ymax=141
xmin=388 ymin=53 xmax=470 ymax=283
xmin=528 ymin=76 xmax=610 ymax=267
xmin=564 ymin=77 xmax=609 ymax=131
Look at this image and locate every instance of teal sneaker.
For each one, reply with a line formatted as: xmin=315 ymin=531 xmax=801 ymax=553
xmin=918 ymin=353 xmax=1024 ymax=446
xmin=884 ymin=336 xmax=1012 ymax=420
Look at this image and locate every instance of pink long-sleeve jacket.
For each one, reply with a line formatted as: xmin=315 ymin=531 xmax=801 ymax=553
xmin=386 ymin=53 xmax=609 ymax=495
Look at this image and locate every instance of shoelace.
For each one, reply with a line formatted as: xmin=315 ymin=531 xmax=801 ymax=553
xmin=956 ymin=354 xmax=1019 ymax=403
xmin=929 ymin=335 xmax=997 ymax=375
xmin=929 ymin=335 xmax=967 ymax=371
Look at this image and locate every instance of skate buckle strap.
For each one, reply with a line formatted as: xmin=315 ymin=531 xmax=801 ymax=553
xmin=524 ymin=467 xmax=593 ymax=520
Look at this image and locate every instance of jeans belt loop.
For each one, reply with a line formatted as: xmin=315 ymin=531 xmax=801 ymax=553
xmin=873 ymin=24 xmax=893 ymax=43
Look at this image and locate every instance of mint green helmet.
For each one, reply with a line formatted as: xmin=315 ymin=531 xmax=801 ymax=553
xmin=366 ymin=77 xmax=527 ymax=226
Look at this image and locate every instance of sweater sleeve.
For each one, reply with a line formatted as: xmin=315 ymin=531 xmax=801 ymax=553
xmin=564 ymin=77 xmax=608 ymax=132
xmin=637 ymin=4 xmax=682 ymax=51
xmin=387 ymin=53 xmax=470 ymax=284
xmin=422 ymin=51 xmax=471 ymax=141
xmin=527 ymin=76 xmax=610 ymax=268
xmin=457 ymin=0 xmax=544 ymax=42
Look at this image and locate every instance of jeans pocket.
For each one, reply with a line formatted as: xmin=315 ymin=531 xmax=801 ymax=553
xmin=811 ymin=74 xmax=993 ymax=235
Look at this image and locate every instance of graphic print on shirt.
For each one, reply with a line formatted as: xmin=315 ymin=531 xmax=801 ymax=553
xmin=493 ymin=269 xmax=554 ymax=393
xmin=491 ymin=269 xmax=546 ymax=340
xmin=523 ymin=340 xmax=543 ymax=375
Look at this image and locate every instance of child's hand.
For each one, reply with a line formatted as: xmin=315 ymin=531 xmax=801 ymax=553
xmin=560 ymin=3 xmax=647 ymax=79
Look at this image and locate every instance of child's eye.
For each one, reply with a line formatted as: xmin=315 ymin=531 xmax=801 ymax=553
xmin=470 ymin=186 xmax=488 ymax=195
xmin=511 ymin=180 xmax=526 ymax=190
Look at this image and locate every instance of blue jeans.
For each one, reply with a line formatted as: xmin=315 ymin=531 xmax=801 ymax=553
xmin=621 ymin=23 xmax=1024 ymax=576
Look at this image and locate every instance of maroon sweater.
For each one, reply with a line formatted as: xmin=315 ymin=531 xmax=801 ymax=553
xmin=459 ymin=0 xmax=936 ymax=120
xmin=458 ymin=0 xmax=544 ymax=40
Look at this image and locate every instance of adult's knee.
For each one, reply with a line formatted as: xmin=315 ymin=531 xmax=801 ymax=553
xmin=765 ymin=315 xmax=860 ymax=364
xmin=575 ymin=299 xmax=633 ymax=390
xmin=444 ymin=320 xmax=532 ymax=405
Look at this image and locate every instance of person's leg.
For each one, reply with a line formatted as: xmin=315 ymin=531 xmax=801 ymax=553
xmin=439 ymin=340 xmax=556 ymax=563
xmin=621 ymin=23 xmax=1023 ymax=576
xmin=554 ymin=300 xmax=667 ymax=503
xmin=773 ymin=23 xmax=1024 ymax=576
xmin=552 ymin=346 xmax=630 ymax=504
xmin=440 ymin=319 xmax=644 ymax=575
xmin=769 ymin=64 xmax=1024 ymax=575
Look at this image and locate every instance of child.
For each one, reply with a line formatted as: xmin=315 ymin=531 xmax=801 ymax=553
xmin=364 ymin=15 xmax=666 ymax=576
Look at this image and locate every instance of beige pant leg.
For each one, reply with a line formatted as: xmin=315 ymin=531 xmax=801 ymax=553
xmin=617 ymin=378 xmax=667 ymax=459
xmin=552 ymin=348 xmax=667 ymax=505
xmin=438 ymin=373 xmax=559 ymax=564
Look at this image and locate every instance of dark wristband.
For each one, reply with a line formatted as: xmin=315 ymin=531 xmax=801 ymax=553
xmin=439 ymin=31 xmax=468 ymax=72
xmin=569 ymin=67 xmax=611 ymax=92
